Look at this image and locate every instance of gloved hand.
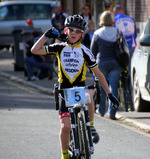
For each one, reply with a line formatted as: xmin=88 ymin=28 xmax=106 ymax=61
xmin=57 ymin=33 xmax=68 ymax=42
xmin=108 ymin=93 xmax=120 ymax=109
xmin=44 ymin=27 xmax=60 ymax=39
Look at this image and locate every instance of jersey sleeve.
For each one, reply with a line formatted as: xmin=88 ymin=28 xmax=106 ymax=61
xmin=82 ymin=47 xmax=98 ymax=69
xmin=44 ymin=43 xmax=64 ymax=55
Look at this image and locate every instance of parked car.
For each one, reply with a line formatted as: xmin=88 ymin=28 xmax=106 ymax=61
xmin=0 ymin=1 xmax=59 ymax=50
xmin=131 ymin=17 xmax=150 ymax=112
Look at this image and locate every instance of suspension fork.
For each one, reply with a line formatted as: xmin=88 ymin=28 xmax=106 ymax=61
xmin=68 ymin=107 xmax=80 ymax=156
xmin=84 ymin=105 xmax=94 ymax=154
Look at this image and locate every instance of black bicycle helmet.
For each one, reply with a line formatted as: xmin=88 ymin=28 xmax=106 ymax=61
xmin=64 ymin=15 xmax=88 ymax=31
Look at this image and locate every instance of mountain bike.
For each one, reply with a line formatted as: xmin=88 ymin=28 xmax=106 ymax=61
xmin=52 ymin=55 xmax=58 ymax=75
xmin=92 ymin=77 xmax=101 ymax=112
xmin=54 ymin=80 xmax=100 ymax=159
xmin=119 ymin=70 xmax=134 ymax=112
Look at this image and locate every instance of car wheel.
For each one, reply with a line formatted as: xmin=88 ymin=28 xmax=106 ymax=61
xmin=133 ymin=73 xmax=149 ymax=112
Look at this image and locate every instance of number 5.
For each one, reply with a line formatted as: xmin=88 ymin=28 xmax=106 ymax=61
xmin=75 ymin=91 xmax=81 ymax=102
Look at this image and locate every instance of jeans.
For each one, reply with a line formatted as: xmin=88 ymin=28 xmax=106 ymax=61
xmin=128 ymin=47 xmax=135 ymax=75
xmin=98 ymin=59 xmax=122 ymax=116
xmin=24 ymin=56 xmax=52 ymax=78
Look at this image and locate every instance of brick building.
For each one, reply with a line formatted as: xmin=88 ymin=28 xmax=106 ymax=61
xmin=60 ymin=0 xmax=150 ymax=35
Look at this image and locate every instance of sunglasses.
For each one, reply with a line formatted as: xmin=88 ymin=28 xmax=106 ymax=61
xmin=68 ymin=27 xmax=84 ymax=34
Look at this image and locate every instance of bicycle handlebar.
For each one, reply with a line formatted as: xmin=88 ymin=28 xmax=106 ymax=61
xmin=53 ymin=78 xmax=101 ymax=110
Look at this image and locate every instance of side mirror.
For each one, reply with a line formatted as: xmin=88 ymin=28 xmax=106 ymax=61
xmin=140 ymin=34 xmax=150 ymax=46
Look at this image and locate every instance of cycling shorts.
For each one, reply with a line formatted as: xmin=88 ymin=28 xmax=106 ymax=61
xmin=58 ymin=81 xmax=85 ymax=119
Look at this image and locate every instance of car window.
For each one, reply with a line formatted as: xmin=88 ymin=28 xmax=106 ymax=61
xmin=0 ymin=5 xmax=19 ymax=20
xmin=144 ymin=19 xmax=150 ymax=35
xmin=0 ymin=3 xmax=52 ymax=21
xmin=22 ymin=4 xmax=52 ymax=20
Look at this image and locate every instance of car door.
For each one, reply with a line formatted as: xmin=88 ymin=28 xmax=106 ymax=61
xmin=139 ymin=18 xmax=150 ymax=96
xmin=143 ymin=19 xmax=150 ymax=95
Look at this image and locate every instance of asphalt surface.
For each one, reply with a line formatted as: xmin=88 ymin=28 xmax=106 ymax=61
xmin=0 ymin=50 xmax=150 ymax=133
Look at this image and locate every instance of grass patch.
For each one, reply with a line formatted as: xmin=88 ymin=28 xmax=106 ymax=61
xmin=123 ymin=121 xmax=133 ymax=125
xmin=147 ymin=129 xmax=150 ymax=134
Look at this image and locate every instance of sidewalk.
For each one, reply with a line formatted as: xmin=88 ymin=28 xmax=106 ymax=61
xmin=0 ymin=51 xmax=150 ymax=132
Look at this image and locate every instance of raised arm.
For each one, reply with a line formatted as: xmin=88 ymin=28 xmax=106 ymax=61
xmin=31 ymin=34 xmax=47 ymax=55
xmin=31 ymin=27 xmax=61 ymax=55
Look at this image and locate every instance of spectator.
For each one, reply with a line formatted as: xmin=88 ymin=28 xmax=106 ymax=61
xmin=24 ymin=31 xmax=53 ymax=81
xmin=12 ymin=18 xmax=34 ymax=58
xmin=113 ymin=6 xmax=137 ymax=73
xmin=90 ymin=11 xmax=122 ymax=120
xmin=81 ymin=3 xmax=95 ymax=27
xmin=96 ymin=0 xmax=112 ymax=29
xmin=82 ymin=20 xmax=95 ymax=49
xmin=26 ymin=19 xmax=34 ymax=29
xmin=52 ymin=5 xmax=67 ymax=34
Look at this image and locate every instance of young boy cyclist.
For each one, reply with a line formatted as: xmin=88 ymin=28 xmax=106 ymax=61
xmin=31 ymin=15 xmax=119 ymax=159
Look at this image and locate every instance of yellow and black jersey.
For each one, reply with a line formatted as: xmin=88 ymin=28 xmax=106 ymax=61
xmin=44 ymin=42 xmax=98 ymax=85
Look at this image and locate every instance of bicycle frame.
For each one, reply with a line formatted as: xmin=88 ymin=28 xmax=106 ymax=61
xmin=68 ymin=104 xmax=94 ymax=157
xmin=53 ymin=79 xmax=100 ymax=158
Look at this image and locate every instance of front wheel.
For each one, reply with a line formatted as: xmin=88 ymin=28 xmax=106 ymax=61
xmin=77 ymin=113 xmax=91 ymax=159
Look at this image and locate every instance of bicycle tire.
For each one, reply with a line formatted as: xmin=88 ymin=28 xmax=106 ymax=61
xmin=53 ymin=56 xmax=58 ymax=75
xmin=77 ymin=113 xmax=91 ymax=159
xmin=120 ymin=79 xmax=134 ymax=112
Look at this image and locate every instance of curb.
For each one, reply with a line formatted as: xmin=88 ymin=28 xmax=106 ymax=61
xmin=116 ymin=113 xmax=150 ymax=130
xmin=0 ymin=71 xmax=54 ymax=95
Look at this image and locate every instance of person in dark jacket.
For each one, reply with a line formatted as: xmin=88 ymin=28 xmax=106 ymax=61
xmin=90 ymin=11 xmax=122 ymax=120
xmin=24 ymin=31 xmax=53 ymax=81
xmin=51 ymin=5 xmax=67 ymax=34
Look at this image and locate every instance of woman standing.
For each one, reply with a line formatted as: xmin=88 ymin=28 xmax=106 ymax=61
xmin=90 ymin=11 xmax=122 ymax=120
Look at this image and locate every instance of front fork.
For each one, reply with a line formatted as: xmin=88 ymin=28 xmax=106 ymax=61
xmin=68 ymin=107 xmax=80 ymax=156
xmin=69 ymin=106 xmax=94 ymax=156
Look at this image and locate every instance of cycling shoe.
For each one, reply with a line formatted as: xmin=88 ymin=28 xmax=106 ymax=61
xmin=91 ymin=126 xmax=100 ymax=144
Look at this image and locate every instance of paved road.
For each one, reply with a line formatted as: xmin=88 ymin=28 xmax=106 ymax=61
xmin=0 ymin=76 xmax=150 ymax=159
xmin=0 ymin=50 xmax=150 ymax=134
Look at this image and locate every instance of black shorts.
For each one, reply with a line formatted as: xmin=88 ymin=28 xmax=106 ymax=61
xmin=58 ymin=81 xmax=85 ymax=114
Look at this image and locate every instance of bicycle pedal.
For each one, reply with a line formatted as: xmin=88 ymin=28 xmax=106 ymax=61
xmin=68 ymin=150 xmax=73 ymax=158
xmin=91 ymin=126 xmax=100 ymax=143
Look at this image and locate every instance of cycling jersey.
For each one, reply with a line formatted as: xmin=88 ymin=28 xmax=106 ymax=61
xmin=114 ymin=13 xmax=137 ymax=48
xmin=44 ymin=42 xmax=97 ymax=85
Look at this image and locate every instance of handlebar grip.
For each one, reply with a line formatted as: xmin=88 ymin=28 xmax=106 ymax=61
xmin=113 ymin=104 xmax=119 ymax=109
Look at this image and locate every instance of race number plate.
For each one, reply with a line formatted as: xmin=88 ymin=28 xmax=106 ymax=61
xmin=64 ymin=87 xmax=86 ymax=107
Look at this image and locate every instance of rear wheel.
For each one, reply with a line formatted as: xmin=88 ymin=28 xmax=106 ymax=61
xmin=53 ymin=56 xmax=58 ymax=75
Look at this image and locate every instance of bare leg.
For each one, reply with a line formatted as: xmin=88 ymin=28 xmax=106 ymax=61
xmin=88 ymin=90 xmax=95 ymax=122
xmin=59 ymin=117 xmax=71 ymax=150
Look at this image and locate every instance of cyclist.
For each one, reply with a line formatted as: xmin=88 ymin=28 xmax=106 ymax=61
xmin=31 ymin=15 xmax=119 ymax=159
